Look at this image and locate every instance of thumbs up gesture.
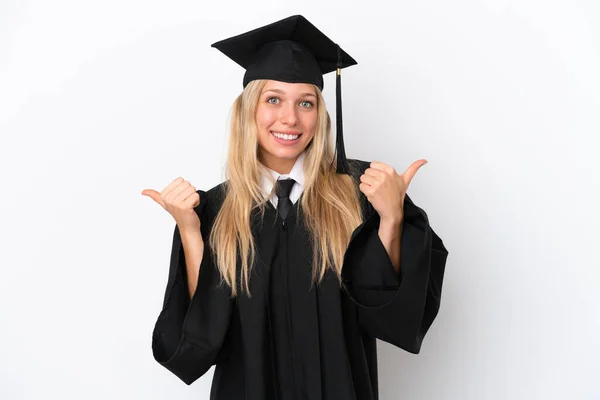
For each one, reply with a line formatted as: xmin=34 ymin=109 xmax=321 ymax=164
xmin=142 ymin=177 xmax=201 ymax=234
xmin=359 ymin=159 xmax=428 ymax=222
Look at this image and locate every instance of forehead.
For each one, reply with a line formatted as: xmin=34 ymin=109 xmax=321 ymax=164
xmin=262 ymin=80 xmax=316 ymax=96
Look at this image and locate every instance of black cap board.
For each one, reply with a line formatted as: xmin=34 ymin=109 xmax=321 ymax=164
xmin=211 ymin=15 xmax=356 ymax=174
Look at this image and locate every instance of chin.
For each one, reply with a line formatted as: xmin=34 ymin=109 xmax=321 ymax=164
xmin=272 ymin=149 xmax=302 ymax=159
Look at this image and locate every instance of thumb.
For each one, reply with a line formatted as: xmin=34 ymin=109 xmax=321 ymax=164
xmin=141 ymin=189 xmax=166 ymax=209
xmin=402 ymin=159 xmax=428 ymax=187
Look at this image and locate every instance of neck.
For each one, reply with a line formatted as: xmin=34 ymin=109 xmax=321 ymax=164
xmin=259 ymin=152 xmax=297 ymax=175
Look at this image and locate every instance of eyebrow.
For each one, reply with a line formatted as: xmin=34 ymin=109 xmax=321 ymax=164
xmin=263 ymin=88 xmax=317 ymax=98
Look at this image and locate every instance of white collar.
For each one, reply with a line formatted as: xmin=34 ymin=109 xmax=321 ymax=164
xmin=260 ymin=151 xmax=306 ymax=199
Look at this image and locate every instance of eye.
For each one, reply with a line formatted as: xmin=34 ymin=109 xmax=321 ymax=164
xmin=300 ymin=100 xmax=314 ymax=108
xmin=267 ymin=97 xmax=280 ymax=105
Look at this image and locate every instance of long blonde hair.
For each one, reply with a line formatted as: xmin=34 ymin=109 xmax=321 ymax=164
xmin=209 ymin=79 xmax=363 ymax=297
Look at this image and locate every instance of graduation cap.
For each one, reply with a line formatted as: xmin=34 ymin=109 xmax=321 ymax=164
xmin=211 ymin=15 xmax=357 ymax=175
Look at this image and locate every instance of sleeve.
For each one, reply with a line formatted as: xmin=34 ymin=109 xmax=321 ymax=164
xmin=151 ymin=189 xmax=234 ymax=385
xmin=341 ymin=193 xmax=448 ymax=354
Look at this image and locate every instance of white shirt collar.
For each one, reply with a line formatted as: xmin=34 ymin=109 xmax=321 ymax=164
xmin=260 ymin=151 xmax=305 ymax=204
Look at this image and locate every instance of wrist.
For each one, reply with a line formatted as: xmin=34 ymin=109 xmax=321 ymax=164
xmin=179 ymin=226 xmax=202 ymax=240
xmin=379 ymin=216 xmax=403 ymax=235
xmin=380 ymin=215 xmax=403 ymax=226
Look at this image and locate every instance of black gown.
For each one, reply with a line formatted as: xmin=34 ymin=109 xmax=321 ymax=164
xmin=151 ymin=159 xmax=449 ymax=399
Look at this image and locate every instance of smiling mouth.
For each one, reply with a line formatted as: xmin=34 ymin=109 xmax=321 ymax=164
xmin=271 ymin=131 xmax=303 ymax=140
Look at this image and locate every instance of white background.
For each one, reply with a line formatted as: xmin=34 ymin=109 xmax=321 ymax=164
xmin=1 ymin=1 xmax=599 ymax=399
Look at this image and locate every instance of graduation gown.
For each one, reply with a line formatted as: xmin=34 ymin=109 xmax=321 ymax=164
xmin=151 ymin=159 xmax=448 ymax=400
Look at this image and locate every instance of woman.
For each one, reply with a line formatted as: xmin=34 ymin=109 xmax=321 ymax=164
xmin=142 ymin=15 xmax=448 ymax=400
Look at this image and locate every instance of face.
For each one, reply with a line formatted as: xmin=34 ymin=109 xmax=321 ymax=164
xmin=255 ymin=80 xmax=318 ymax=174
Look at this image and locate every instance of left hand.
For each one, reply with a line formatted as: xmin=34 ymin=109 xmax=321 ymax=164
xmin=359 ymin=159 xmax=428 ymax=222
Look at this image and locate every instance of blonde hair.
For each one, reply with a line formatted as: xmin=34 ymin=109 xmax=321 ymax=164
xmin=209 ymin=79 xmax=363 ymax=297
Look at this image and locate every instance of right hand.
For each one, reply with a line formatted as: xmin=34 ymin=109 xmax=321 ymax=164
xmin=142 ymin=177 xmax=201 ymax=234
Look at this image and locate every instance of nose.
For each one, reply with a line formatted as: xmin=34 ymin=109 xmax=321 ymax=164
xmin=279 ymin=102 xmax=299 ymax=126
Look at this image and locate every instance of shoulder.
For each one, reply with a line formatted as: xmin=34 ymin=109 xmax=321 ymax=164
xmin=204 ymin=181 xmax=228 ymax=207
xmin=348 ymin=158 xmax=371 ymax=177
xmin=345 ymin=158 xmax=378 ymax=219
xmin=346 ymin=158 xmax=371 ymax=181
xmin=193 ymin=181 xmax=228 ymax=220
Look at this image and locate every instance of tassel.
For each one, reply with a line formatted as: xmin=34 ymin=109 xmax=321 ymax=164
xmin=335 ymin=44 xmax=350 ymax=175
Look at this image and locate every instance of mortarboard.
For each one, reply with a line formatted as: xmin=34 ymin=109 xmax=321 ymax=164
xmin=211 ymin=15 xmax=357 ymax=175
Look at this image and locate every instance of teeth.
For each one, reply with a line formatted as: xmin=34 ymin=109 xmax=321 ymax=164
xmin=272 ymin=132 xmax=299 ymax=140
